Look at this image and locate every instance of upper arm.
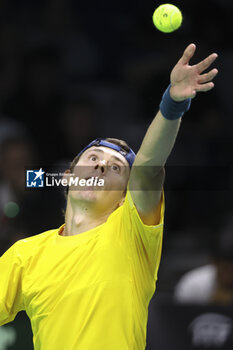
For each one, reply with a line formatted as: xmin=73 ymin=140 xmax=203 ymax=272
xmin=0 ymin=243 xmax=24 ymax=326
xmin=129 ymin=166 xmax=165 ymax=225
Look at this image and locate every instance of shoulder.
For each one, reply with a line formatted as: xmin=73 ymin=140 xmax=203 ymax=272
xmin=123 ymin=189 xmax=165 ymax=229
xmin=19 ymin=226 xmax=60 ymax=243
xmin=11 ymin=226 xmax=63 ymax=261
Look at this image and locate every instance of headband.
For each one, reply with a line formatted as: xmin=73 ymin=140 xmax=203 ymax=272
xmin=77 ymin=138 xmax=135 ymax=168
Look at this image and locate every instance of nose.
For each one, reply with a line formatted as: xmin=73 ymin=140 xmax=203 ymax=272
xmin=94 ymin=160 xmax=107 ymax=174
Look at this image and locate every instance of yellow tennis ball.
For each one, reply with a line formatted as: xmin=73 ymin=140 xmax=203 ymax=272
xmin=152 ymin=4 xmax=182 ymax=33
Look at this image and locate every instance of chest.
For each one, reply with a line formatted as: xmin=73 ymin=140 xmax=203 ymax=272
xmin=23 ymin=236 xmax=131 ymax=314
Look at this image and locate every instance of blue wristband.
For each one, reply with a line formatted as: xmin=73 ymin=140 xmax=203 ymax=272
xmin=159 ymin=84 xmax=191 ymax=120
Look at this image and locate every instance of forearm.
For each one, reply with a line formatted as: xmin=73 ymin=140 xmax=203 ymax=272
xmin=134 ymin=110 xmax=181 ymax=168
xmin=128 ymin=44 xmax=217 ymax=224
xmin=133 ymin=43 xmax=218 ymax=170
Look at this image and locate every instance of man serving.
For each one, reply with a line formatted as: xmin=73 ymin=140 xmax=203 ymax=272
xmin=0 ymin=44 xmax=218 ymax=350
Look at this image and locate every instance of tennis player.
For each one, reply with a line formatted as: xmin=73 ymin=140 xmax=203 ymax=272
xmin=0 ymin=44 xmax=218 ymax=350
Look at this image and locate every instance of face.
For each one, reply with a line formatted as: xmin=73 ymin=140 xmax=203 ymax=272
xmin=67 ymin=146 xmax=130 ymax=211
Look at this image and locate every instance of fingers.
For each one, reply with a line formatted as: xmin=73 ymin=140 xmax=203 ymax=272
xmin=196 ymin=67 xmax=218 ymax=93
xmin=179 ymin=43 xmax=196 ymax=65
xmin=198 ymin=68 xmax=218 ymax=84
xmin=196 ymin=53 xmax=218 ymax=74
xmin=195 ymin=82 xmax=215 ymax=93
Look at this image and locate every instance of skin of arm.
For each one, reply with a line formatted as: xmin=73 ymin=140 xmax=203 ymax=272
xmin=129 ymin=44 xmax=218 ymax=225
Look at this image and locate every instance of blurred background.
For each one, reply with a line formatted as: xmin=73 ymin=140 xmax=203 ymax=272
xmin=0 ymin=0 xmax=233 ymax=349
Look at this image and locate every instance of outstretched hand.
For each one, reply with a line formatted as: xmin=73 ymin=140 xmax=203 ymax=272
xmin=170 ymin=44 xmax=218 ymax=101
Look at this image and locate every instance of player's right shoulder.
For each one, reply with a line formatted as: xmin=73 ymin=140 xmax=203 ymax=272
xmin=19 ymin=227 xmax=58 ymax=243
xmin=13 ymin=226 xmax=63 ymax=257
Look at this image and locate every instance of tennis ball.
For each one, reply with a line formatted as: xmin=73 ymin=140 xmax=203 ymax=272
xmin=152 ymin=4 xmax=182 ymax=33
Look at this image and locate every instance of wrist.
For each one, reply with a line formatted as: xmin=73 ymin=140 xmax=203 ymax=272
xmin=159 ymin=84 xmax=191 ymax=120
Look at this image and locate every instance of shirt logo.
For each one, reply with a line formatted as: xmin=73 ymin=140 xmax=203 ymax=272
xmin=26 ymin=168 xmax=45 ymax=187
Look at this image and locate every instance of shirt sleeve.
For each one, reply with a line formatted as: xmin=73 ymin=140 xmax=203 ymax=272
xmin=119 ymin=189 xmax=165 ymax=282
xmin=0 ymin=242 xmax=25 ymax=326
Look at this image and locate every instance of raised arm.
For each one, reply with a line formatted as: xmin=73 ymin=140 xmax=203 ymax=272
xmin=129 ymin=44 xmax=218 ymax=225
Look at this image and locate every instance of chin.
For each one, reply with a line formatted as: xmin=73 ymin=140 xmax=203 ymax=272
xmin=74 ymin=189 xmax=100 ymax=202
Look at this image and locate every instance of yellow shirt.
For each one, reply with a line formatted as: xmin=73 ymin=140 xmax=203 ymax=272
xmin=0 ymin=190 xmax=164 ymax=350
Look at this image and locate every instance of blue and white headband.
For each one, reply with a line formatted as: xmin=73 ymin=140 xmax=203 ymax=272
xmin=77 ymin=138 xmax=136 ymax=168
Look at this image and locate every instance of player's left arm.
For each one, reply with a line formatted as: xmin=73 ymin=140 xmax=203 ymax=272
xmin=129 ymin=44 xmax=218 ymax=225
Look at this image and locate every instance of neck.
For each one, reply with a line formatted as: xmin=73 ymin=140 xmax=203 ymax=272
xmin=63 ymin=196 xmax=116 ymax=236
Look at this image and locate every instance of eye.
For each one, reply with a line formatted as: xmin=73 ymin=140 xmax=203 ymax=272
xmin=89 ymin=155 xmax=98 ymax=162
xmin=111 ymin=164 xmax=120 ymax=173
